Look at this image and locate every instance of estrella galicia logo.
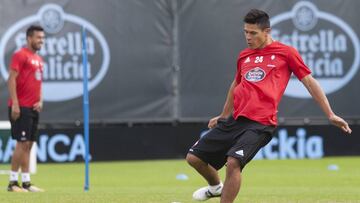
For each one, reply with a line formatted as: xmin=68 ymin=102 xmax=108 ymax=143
xmin=0 ymin=4 xmax=110 ymax=101
xmin=245 ymin=67 xmax=266 ymax=82
xmin=271 ymin=1 xmax=360 ymax=98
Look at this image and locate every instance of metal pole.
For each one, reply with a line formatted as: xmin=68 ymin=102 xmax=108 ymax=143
xmin=81 ymin=26 xmax=90 ymax=191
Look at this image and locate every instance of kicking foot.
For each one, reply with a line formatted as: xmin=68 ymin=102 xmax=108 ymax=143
xmin=192 ymin=184 xmax=223 ymax=201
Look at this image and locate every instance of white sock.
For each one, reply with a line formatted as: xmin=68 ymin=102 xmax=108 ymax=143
xmin=209 ymin=182 xmax=223 ymax=193
xmin=21 ymin=173 xmax=31 ymax=183
xmin=9 ymin=171 xmax=18 ymax=182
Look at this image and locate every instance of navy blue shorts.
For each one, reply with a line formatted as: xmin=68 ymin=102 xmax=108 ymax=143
xmin=189 ymin=116 xmax=275 ymax=170
xmin=8 ymin=107 xmax=39 ymax=142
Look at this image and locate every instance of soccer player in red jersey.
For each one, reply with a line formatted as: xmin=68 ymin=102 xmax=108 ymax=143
xmin=7 ymin=25 xmax=45 ymax=192
xmin=186 ymin=9 xmax=351 ymax=203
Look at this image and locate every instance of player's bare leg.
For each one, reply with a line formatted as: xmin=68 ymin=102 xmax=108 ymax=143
xmin=186 ymin=153 xmax=220 ymax=185
xmin=186 ymin=153 xmax=223 ymax=201
xmin=20 ymin=141 xmax=44 ymax=192
xmin=19 ymin=141 xmax=32 ymax=173
xmin=8 ymin=142 xmax=30 ymax=192
xmin=220 ymin=157 xmax=242 ymax=203
xmin=10 ymin=142 xmax=23 ymax=172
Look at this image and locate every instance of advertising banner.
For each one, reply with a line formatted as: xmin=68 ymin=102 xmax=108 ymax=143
xmin=0 ymin=0 xmax=358 ymax=122
xmin=1 ymin=124 xmax=357 ymax=163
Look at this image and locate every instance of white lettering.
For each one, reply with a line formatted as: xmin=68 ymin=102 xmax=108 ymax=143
xmin=256 ymin=128 xmax=324 ymax=160
xmin=3 ymin=138 xmax=16 ymax=162
xmin=302 ymin=53 xmax=343 ymax=77
xmin=297 ymin=128 xmax=306 ymax=158
xmin=36 ymin=133 xmax=89 ymax=162
xmin=42 ymin=57 xmax=91 ymax=80
xmin=48 ymin=134 xmax=70 ymax=162
xmin=69 ymin=134 xmax=86 ymax=161
xmin=306 ymin=136 xmax=323 ymax=158
xmin=56 ymin=38 xmax=67 ymax=55
xmin=272 ymin=29 xmax=347 ymax=53
xmin=263 ymin=138 xmax=278 ymax=159
xmin=14 ymin=32 xmax=95 ymax=81
xmin=279 ymin=129 xmax=297 ymax=159
xmin=37 ymin=135 xmax=49 ymax=162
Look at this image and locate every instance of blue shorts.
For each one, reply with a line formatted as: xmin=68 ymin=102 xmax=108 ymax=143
xmin=189 ymin=116 xmax=275 ymax=170
xmin=8 ymin=107 xmax=39 ymax=142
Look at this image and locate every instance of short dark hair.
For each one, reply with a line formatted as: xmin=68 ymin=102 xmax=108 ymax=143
xmin=244 ymin=9 xmax=270 ymax=30
xmin=26 ymin=25 xmax=44 ymax=37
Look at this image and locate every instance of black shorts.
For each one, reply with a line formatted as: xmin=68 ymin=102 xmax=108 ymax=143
xmin=8 ymin=107 xmax=39 ymax=142
xmin=189 ymin=116 xmax=275 ymax=170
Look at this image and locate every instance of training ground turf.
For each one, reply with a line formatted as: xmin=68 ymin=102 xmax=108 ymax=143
xmin=0 ymin=157 xmax=359 ymax=203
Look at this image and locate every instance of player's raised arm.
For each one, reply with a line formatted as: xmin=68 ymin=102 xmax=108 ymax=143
xmin=301 ymin=74 xmax=352 ymax=134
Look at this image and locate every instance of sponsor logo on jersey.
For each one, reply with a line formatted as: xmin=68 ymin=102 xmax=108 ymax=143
xmin=244 ymin=57 xmax=250 ymax=63
xmin=271 ymin=1 xmax=360 ymax=98
xmin=0 ymin=4 xmax=110 ymax=102
xmin=245 ymin=67 xmax=266 ymax=82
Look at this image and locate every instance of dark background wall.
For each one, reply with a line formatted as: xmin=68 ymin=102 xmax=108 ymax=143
xmin=0 ymin=1 xmax=359 ymax=162
xmin=1 ymin=123 xmax=359 ymax=163
xmin=0 ymin=0 xmax=359 ymax=123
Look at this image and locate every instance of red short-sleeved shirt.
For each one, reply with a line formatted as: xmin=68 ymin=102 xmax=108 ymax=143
xmin=8 ymin=47 xmax=43 ymax=107
xmin=233 ymin=41 xmax=311 ymax=126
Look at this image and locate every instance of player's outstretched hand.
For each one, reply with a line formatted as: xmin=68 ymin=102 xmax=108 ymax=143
xmin=329 ymin=115 xmax=352 ymax=134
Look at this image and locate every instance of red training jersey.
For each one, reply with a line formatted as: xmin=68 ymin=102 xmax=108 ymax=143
xmin=233 ymin=41 xmax=311 ymax=126
xmin=8 ymin=47 xmax=43 ymax=107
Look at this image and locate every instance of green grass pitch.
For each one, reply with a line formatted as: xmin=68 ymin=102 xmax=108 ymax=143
xmin=0 ymin=157 xmax=359 ymax=203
